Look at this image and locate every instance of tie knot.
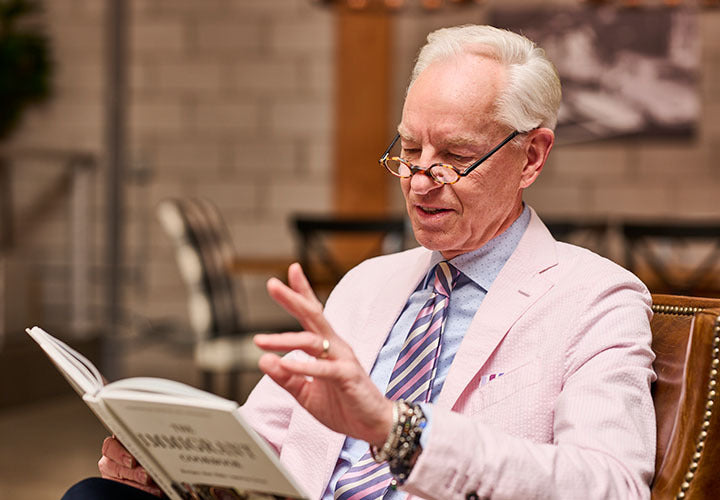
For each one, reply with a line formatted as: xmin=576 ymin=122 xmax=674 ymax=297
xmin=432 ymin=261 xmax=460 ymax=297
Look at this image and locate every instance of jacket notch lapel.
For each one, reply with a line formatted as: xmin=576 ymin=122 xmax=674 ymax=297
xmin=437 ymin=209 xmax=559 ymax=409
xmin=437 ymin=273 xmax=554 ymax=408
xmin=351 ymin=250 xmax=434 ymax=374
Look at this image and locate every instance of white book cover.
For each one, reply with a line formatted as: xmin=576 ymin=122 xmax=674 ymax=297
xmin=26 ymin=326 xmax=310 ymax=500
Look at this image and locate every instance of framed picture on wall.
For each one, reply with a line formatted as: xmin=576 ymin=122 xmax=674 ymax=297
xmin=491 ymin=6 xmax=699 ymax=144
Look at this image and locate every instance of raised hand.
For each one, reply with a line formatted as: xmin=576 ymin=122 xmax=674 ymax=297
xmin=253 ymin=263 xmax=393 ymax=447
xmin=98 ymin=436 xmax=162 ymax=497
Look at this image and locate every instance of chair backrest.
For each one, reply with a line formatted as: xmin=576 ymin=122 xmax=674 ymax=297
xmin=625 ymin=223 xmax=720 ymax=297
xmin=156 ymin=197 xmax=241 ymax=340
xmin=544 ymin=218 xmax=610 ymax=257
xmin=292 ymin=215 xmax=408 ymax=292
xmin=650 ymin=294 xmax=720 ymax=499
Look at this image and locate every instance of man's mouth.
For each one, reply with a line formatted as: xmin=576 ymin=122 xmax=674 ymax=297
xmin=417 ymin=205 xmax=451 ymax=215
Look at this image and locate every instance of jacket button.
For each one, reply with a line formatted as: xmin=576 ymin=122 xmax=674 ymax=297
xmin=465 ymin=493 xmax=480 ymax=500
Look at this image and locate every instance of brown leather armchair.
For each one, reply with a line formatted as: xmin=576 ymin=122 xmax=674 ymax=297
xmin=650 ymin=294 xmax=720 ymax=499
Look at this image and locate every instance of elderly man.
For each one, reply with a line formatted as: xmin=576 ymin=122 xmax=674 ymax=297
xmin=66 ymin=25 xmax=655 ymax=500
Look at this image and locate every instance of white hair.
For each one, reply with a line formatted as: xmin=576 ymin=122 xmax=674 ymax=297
xmin=410 ymin=25 xmax=562 ymax=131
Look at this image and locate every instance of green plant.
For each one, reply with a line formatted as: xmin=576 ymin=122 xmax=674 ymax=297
xmin=0 ymin=0 xmax=51 ymax=140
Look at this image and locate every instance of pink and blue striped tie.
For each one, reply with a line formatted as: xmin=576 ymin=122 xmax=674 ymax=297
xmin=334 ymin=261 xmax=461 ymax=500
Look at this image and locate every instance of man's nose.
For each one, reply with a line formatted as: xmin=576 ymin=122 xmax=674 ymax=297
xmin=409 ymin=166 xmax=441 ymax=195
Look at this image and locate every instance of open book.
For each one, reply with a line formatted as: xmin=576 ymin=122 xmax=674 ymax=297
xmin=26 ymin=326 xmax=309 ymax=500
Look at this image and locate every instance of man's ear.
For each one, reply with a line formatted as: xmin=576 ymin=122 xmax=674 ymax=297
xmin=520 ymin=128 xmax=554 ymax=189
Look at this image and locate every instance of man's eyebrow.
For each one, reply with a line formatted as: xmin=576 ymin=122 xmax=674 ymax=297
xmin=396 ymin=126 xmax=481 ymax=150
xmin=443 ymin=136 xmax=480 ymax=149
xmin=396 ymin=125 xmax=417 ymax=143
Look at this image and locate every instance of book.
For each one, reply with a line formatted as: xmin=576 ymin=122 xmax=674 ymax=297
xmin=26 ymin=326 xmax=310 ymax=500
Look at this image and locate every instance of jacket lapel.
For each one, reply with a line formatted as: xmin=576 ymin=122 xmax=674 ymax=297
xmin=352 ymin=248 xmax=434 ymax=374
xmin=437 ymin=209 xmax=559 ymax=409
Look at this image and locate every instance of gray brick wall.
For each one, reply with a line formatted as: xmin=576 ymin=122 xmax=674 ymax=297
xmin=126 ymin=0 xmax=333 ymax=331
xmin=3 ymin=1 xmax=719 ymax=342
xmin=3 ymin=0 xmax=334 ymax=336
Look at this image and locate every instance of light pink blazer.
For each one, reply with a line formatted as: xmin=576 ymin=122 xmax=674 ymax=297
xmin=241 ymin=209 xmax=656 ymax=500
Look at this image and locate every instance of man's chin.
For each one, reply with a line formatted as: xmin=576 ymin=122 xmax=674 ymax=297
xmin=413 ymin=232 xmax=460 ymax=258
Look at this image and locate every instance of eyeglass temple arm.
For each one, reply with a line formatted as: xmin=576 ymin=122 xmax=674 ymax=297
xmin=460 ymin=130 xmax=521 ymax=176
xmin=380 ymin=133 xmax=401 ymax=161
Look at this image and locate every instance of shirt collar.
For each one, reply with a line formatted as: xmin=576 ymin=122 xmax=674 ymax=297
xmin=425 ymin=204 xmax=531 ymax=292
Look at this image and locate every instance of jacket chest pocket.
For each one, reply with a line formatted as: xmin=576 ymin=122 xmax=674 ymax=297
xmin=471 ymin=357 xmax=542 ymax=412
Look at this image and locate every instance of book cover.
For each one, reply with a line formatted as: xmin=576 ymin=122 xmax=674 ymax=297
xmin=26 ymin=326 xmax=310 ymax=500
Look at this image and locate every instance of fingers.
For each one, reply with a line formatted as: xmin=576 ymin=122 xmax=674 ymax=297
xmin=255 ymin=332 xmax=334 ymax=359
xmin=267 ymin=277 xmax=320 ymax=329
xmin=258 ymin=350 xmax=342 ymax=382
xmin=99 ymin=436 xmax=161 ymax=496
xmin=257 ymin=353 xmax=312 ymax=399
xmin=98 ymin=455 xmax=149 ymax=484
xmin=267 ymin=279 xmax=335 ymax=342
xmin=102 ymin=436 xmax=135 ymax=468
xmin=287 ymin=262 xmax=321 ymax=306
xmin=268 ymin=263 xmax=327 ymax=334
xmin=263 ymin=262 xmax=351 ymax=363
xmin=279 ymin=356 xmax=344 ymax=380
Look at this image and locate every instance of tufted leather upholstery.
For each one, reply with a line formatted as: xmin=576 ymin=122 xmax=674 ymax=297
xmin=650 ymin=294 xmax=720 ymax=499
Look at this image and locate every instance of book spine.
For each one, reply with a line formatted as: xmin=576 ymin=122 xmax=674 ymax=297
xmin=84 ymin=396 xmax=183 ymax=500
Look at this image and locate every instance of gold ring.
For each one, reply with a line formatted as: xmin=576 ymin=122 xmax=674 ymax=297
xmin=320 ymin=339 xmax=330 ymax=359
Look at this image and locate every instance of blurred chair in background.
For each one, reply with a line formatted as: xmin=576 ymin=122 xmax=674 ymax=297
xmin=292 ymin=215 xmax=408 ymax=297
xmin=649 ymin=294 xmax=720 ymax=500
xmin=544 ymin=218 xmax=611 ymax=257
xmin=156 ymin=197 xmax=295 ymax=400
xmin=624 ymin=222 xmax=720 ymax=298
xmin=543 ymin=216 xmax=720 ymax=298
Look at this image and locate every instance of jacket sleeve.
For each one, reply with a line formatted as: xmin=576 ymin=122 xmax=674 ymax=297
xmin=402 ymin=267 xmax=656 ymax=500
xmin=238 ymin=366 xmax=297 ymax=455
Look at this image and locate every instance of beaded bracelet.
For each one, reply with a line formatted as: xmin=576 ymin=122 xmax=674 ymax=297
xmin=370 ymin=400 xmax=426 ymax=488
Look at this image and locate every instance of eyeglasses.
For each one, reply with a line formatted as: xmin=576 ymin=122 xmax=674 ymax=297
xmin=379 ymin=129 xmax=521 ymax=185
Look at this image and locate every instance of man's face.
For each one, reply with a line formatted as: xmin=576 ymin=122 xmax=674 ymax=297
xmin=399 ymin=54 xmax=532 ymax=259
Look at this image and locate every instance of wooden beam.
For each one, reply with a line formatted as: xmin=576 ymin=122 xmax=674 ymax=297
xmin=333 ymin=10 xmax=392 ymax=216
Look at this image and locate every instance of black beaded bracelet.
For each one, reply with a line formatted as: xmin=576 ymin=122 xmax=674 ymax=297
xmin=370 ymin=400 xmax=426 ymax=488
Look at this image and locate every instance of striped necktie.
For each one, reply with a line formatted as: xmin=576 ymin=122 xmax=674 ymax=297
xmin=334 ymin=261 xmax=461 ymax=500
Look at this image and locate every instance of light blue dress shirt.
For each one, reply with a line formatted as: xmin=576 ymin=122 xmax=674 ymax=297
xmin=321 ymin=206 xmax=530 ymax=499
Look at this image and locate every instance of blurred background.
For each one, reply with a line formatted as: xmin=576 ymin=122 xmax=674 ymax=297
xmin=1 ymin=0 xmax=719 ymax=497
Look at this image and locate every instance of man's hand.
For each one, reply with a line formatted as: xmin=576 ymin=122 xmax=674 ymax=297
xmin=98 ymin=436 xmax=163 ymax=497
xmin=254 ymin=263 xmax=393 ymax=448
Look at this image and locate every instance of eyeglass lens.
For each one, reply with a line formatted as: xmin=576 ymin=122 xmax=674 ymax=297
xmin=384 ymin=158 xmax=460 ymax=184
